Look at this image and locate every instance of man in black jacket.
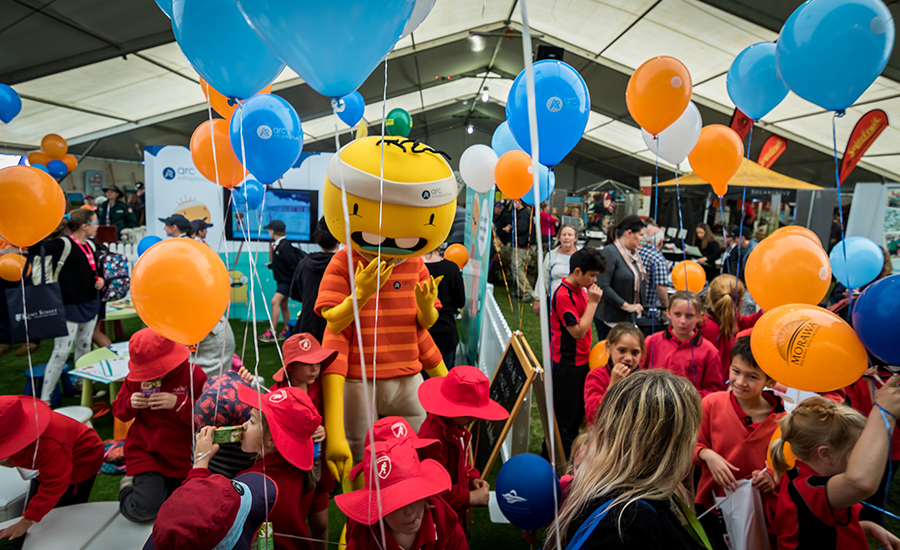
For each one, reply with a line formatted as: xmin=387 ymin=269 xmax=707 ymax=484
xmin=289 ymin=217 xmax=338 ymax=343
xmin=511 ymin=199 xmax=535 ymax=300
xmin=261 ymin=220 xmax=304 ymax=342
xmin=98 ymin=185 xmax=137 ymax=237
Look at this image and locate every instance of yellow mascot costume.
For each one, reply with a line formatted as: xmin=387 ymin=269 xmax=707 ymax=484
xmin=315 ymin=136 xmax=456 ymax=484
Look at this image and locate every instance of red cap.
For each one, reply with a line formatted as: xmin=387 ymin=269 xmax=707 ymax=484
xmin=237 ymin=385 xmax=321 ymax=471
xmin=349 ymin=417 xmax=441 ymax=481
xmin=127 ymin=328 xmax=191 ymax=382
xmin=0 ymin=396 xmax=51 ymax=457
xmin=335 ymin=441 xmax=450 ymax=525
xmin=272 ymin=333 xmax=338 ymax=383
xmin=417 ymin=366 xmax=509 ymax=421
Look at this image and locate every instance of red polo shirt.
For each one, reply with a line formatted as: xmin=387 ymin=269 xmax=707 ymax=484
xmin=550 ymin=279 xmax=591 ymax=366
xmin=643 ymin=327 xmax=724 ymax=397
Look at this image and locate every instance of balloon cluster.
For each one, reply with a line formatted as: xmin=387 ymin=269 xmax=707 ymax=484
xmin=27 ymin=134 xmax=78 ymax=179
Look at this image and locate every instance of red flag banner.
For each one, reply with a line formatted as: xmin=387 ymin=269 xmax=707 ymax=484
xmin=757 ymin=135 xmax=788 ymax=169
xmin=840 ymin=109 xmax=889 ymax=183
xmin=730 ymin=108 xmax=754 ymax=140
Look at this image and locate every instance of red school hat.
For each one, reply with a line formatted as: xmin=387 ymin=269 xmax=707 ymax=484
xmin=237 ymin=385 xmax=321 ymax=471
xmin=0 ymin=396 xmax=51 ymax=458
xmin=127 ymin=328 xmax=191 ymax=382
xmin=335 ymin=441 xmax=451 ymax=525
xmin=349 ymin=416 xmax=441 ymax=481
xmin=272 ymin=332 xmax=338 ymax=383
xmin=417 ymin=366 xmax=509 ymax=421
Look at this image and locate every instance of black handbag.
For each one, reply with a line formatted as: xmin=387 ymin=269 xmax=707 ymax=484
xmin=6 ymin=245 xmax=68 ymax=344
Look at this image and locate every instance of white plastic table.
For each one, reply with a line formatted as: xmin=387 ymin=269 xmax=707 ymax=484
xmin=0 ymin=502 xmax=152 ymax=550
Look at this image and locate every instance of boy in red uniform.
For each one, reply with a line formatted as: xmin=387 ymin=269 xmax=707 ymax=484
xmin=0 ymin=396 xmax=104 ymax=540
xmin=336 ymin=440 xmax=467 ymax=550
xmin=694 ymin=336 xmax=785 ymax=548
xmin=549 ymin=247 xmax=604 ymax=457
xmin=417 ymin=365 xmax=509 ymax=531
xmin=114 ymin=328 xmax=207 ymax=522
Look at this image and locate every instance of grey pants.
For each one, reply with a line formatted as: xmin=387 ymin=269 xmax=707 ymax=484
xmin=119 ymin=472 xmax=183 ymax=522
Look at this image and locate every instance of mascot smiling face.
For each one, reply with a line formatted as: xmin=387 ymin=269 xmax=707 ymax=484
xmin=322 ymin=136 xmax=457 ymax=258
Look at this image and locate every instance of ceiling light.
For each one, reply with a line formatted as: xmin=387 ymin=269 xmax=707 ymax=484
xmin=470 ymin=35 xmax=486 ymax=53
xmin=466 ymin=125 xmax=474 ymax=134
xmin=481 ymin=87 xmax=490 ymax=102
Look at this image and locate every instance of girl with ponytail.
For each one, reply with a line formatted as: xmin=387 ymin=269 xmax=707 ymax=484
xmin=771 ymin=386 xmax=900 ymax=549
xmin=699 ymin=275 xmax=763 ymax=384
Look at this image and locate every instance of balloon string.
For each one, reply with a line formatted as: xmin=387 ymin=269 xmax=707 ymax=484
xmin=832 ymin=113 xmax=852 ymax=313
xmin=19 ymin=252 xmax=40 ymax=474
xmin=673 ymin=165 xmax=696 ymax=387
xmin=651 ymin=140 xmax=659 ymax=341
xmin=371 ymin=55 xmax=389 ymax=428
xmin=491 ymin=226 xmax=516 ymax=313
xmin=735 ymin=125 xmax=752 ymax=286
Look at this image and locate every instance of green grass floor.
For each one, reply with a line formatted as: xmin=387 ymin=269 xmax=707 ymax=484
xmin=1 ymin=289 xmax=897 ymax=548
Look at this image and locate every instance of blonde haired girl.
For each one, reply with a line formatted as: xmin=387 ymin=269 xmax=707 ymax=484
xmin=698 ymin=275 xmax=763 ymax=383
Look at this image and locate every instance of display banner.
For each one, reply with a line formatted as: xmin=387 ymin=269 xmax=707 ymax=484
xmin=840 ymin=109 xmax=888 ymax=183
xmin=460 ymin=187 xmax=495 ymax=365
xmin=757 ymin=135 xmax=787 ymax=169
xmin=729 ymin=108 xmax=754 ymax=140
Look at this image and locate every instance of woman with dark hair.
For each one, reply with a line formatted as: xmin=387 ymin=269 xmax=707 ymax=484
xmin=693 ymin=223 xmax=721 ymax=283
xmin=290 ymin=217 xmax=341 ymax=343
xmin=594 ymin=215 xmax=645 ymax=339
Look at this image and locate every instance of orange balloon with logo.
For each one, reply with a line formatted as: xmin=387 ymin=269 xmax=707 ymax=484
xmin=688 ymin=125 xmax=744 ymax=197
xmin=200 ymin=78 xmax=273 ymax=119
xmin=27 ymin=151 xmax=50 ymax=166
xmin=444 ymin=243 xmax=469 ymax=269
xmin=190 ymin=119 xmax=244 ymax=188
xmin=625 ymin=57 xmax=693 ymax=135
xmin=671 ymin=260 xmax=706 ymax=293
xmin=0 ymin=254 xmax=27 ymax=282
xmin=766 ymin=425 xmax=796 ymax=472
xmin=0 ymin=166 xmax=66 ymax=247
xmin=131 ymin=238 xmax=230 ymax=345
xmin=41 ymin=134 xmax=68 ymax=159
xmin=589 ymin=340 xmax=610 ymax=370
xmin=494 ymin=150 xmax=534 ymax=200
xmin=750 ymin=304 xmax=866 ymax=392
xmin=62 ymin=154 xmax=78 ymax=172
xmin=771 ymin=225 xmax=822 ymax=247
xmin=745 ymin=233 xmax=830 ymax=312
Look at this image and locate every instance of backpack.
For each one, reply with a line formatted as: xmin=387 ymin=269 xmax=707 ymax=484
xmin=99 ymin=252 xmax=130 ymax=302
xmin=279 ymin=240 xmax=304 ymax=273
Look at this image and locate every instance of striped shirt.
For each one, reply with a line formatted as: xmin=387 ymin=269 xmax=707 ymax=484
xmin=315 ymin=248 xmax=443 ymax=379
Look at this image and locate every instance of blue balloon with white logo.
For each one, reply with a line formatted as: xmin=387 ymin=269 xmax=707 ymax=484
xmin=776 ymin=0 xmax=895 ymax=112
xmin=47 ymin=159 xmax=68 ymax=178
xmin=506 ymin=60 xmax=590 ymax=167
xmin=171 ymin=0 xmax=285 ymax=100
xmin=0 ymin=84 xmax=22 ymax=124
xmin=852 ymin=275 xmax=900 ymax=364
xmin=31 ymin=163 xmax=49 ymax=174
xmin=137 ymin=236 xmax=163 ymax=256
xmin=232 ymin=179 xmax=265 ymax=212
xmin=335 ymin=91 xmax=365 ymax=127
xmin=520 ymin=164 xmax=555 ymax=207
xmin=229 ymin=94 xmax=303 ymax=186
xmin=727 ymin=42 xmax=789 ymax=121
xmin=829 ymin=236 xmax=885 ymax=288
xmin=495 ymin=453 xmax=561 ymax=530
xmin=491 ymin=121 xmax=521 ymax=157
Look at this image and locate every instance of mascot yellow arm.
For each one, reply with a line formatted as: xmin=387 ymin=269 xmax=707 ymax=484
xmin=415 ymin=275 xmax=443 ymax=329
xmin=322 ymin=373 xmax=352 ymax=483
xmin=321 ymin=259 xmax=395 ymax=334
xmin=425 ymin=359 xmax=448 ymax=378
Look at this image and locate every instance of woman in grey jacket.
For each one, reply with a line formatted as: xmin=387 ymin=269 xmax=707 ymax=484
xmin=594 ymin=216 xmax=646 ymax=339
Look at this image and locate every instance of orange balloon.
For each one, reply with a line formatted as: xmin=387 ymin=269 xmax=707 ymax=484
xmin=750 ymin=304 xmax=866 ymax=392
xmin=27 ymin=152 xmax=50 ymax=166
xmin=0 ymin=166 xmax=66 ymax=247
xmin=200 ymin=78 xmax=273 ymax=119
xmin=62 ymin=154 xmax=78 ymax=172
xmin=671 ymin=260 xmax=706 ymax=293
xmin=688 ymin=125 xmax=744 ymax=197
xmin=41 ymin=134 xmax=68 ymax=159
xmin=771 ymin=225 xmax=822 ymax=247
xmin=444 ymin=243 xmax=469 ymax=269
xmin=745 ymin=233 xmax=831 ymax=312
xmin=589 ymin=340 xmax=610 ymax=371
xmin=626 ymin=57 xmax=693 ymax=135
xmin=494 ymin=151 xmax=534 ymax=200
xmin=190 ymin=119 xmax=245 ymax=188
xmin=766 ymin=425 xmax=797 ymax=472
xmin=131 ymin=238 xmax=230 ymax=345
xmin=0 ymin=254 xmax=27 ymax=282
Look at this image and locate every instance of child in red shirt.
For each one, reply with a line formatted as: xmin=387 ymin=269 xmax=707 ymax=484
xmin=114 ymin=328 xmax=207 ymax=522
xmin=349 ymin=416 xmax=441 ymax=482
xmin=0 ymin=396 xmax=104 ymax=540
xmin=583 ymin=322 xmax=645 ymax=425
xmin=417 ymin=365 xmax=509 ymax=531
xmin=694 ymin=336 xmax=785 ymax=549
xmin=642 ymin=291 xmax=723 ymax=397
xmin=237 ymin=385 xmax=321 ymax=550
xmin=336 ymin=440 xmax=467 ymax=550
xmin=771 ymin=387 xmax=900 ymax=550
xmin=549 ymin=247 xmax=604 ymax=458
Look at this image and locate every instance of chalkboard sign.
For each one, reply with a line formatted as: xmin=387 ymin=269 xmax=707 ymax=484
xmin=519 ymin=336 xmax=568 ymax=475
xmin=473 ymin=333 xmax=536 ymax=478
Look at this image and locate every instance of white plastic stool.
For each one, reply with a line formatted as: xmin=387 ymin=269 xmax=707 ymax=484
xmin=0 ymin=467 xmax=30 ymax=522
xmin=55 ymin=406 xmax=94 ymax=428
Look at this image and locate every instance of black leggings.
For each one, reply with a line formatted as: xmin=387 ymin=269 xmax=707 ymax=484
xmin=552 ymin=361 xmax=589 ymax=461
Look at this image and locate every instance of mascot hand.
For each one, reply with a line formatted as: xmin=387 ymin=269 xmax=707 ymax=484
xmin=325 ymin=436 xmax=353 ymax=483
xmin=355 ymin=260 xmax=395 ymax=303
xmin=323 ymin=374 xmax=352 ymax=482
xmin=425 ymin=359 xmax=448 ymax=378
xmin=415 ymin=275 xmax=443 ymax=329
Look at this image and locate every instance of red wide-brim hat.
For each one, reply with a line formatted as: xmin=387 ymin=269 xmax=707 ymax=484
xmin=417 ymin=366 xmax=509 ymax=421
xmin=127 ymin=328 xmax=191 ymax=382
xmin=0 ymin=396 xmax=52 ymax=458
xmin=237 ymin=385 xmax=319 ymax=471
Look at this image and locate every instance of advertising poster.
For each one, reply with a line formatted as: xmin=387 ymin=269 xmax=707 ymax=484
xmin=460 ymin=187 xmax=495 ymax=365
xmin=886 ymin=187 xmax=900 ymax=273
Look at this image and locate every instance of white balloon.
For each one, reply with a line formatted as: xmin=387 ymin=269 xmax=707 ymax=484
xmin=400 ymin=0 xmax=436 ymax=39
xmin=642 ymin=102 xmax=702 ymax=166
xmin=459 ymin=144 xmax=498 ymax=193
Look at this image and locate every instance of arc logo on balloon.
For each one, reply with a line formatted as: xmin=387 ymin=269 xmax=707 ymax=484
xmin=871 ymin=16 xmax=888 ymax=34
xmin=546 ymin=97 xmax=563 ymax=112
xmin=775 ymin=318 xmax=821 ymax=367
xmin=670 ymin=76 xmax=683 ymax=88
xmin=257 ymin=125 xmax=272 ymax=139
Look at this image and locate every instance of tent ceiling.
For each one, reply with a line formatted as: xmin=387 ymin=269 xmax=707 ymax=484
xmin=0 ymin=0 xmax=897 ymax=189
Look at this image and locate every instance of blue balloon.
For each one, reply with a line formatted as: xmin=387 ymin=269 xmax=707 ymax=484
xmin=0 ymin=84 xmax=22 ymax=124
xmin=829 ymin=236 xmax=885 ymax=288
xmin=335 ymin=91 xmax=365 ymax=127
xmin=520 ymin=165 xmax=555 ymax=207
xmin=233 ymin=180 xmax=265 ymax=211
xmin=496 ymin=454 xmax=560 ymax=530
xmin=154 ymin=0 xmax=173 ymax=18
xmin=47 ymin=159 xmax=68 ymax=178
xmin=852 ymin=275 xmax=900 ymax=364
xmin=229 ymin=94 xmax=303 ymax=185
xmin=776 ymin=0 xmax=895 ymax=112
xmin=31 ymin=163 xmax=48 ymax=174
xmin=491 ymin=121 xmax=522 ymax=157
xmin=506 ymin=60 xmax=590 ymax=167
xmin=171 ymin=0 xmax=285 ymax=100
xmin=727 ymin=43 xmax=789 ymax=121
xmin=234 ymin=0 xmax=414 ymax=98
xmin=137 ymin=236 xmax=163 ymax=256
